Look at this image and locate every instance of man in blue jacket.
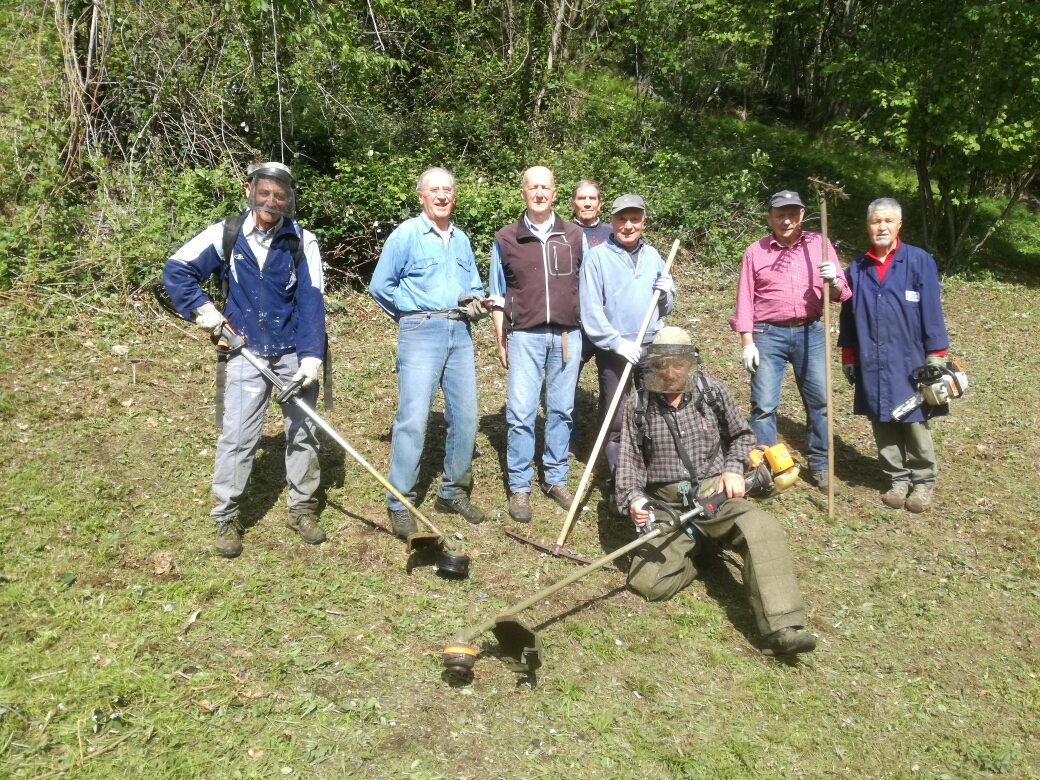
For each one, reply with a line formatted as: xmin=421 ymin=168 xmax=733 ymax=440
xmin=163 ymin=162 xmax=327 ymax=557
xmin=370 ymin=167 xmax=489 ymax=536
xmin=838 ymin=198 xmax=950 ymax=513
xmin=579 ymin=194 xmax=674 ymax=501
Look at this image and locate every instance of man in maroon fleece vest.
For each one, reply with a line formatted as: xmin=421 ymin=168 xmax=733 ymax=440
xmin=488 ymin=166 xmax=588 ymax=522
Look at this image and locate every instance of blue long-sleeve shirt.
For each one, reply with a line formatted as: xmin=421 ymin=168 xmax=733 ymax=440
xmin=579 ymin=237 xmax=675 ymax=351
xmin=369 ymin=214 xmax=485 ymax=320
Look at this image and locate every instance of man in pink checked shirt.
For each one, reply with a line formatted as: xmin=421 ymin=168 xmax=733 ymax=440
xmin=729 ymin=190 xmax=851 ymax=493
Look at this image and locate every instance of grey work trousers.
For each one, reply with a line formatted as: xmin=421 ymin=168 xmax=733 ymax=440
xmin=627 ymin=480 xmax=806 ymax=636
xmin=871 ymin=420 xmax=937 ymax=488
xmin=211 ymin=352 xmax=320 ymax=523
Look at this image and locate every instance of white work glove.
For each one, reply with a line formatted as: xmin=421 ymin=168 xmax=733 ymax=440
xmin=818 ymin=262 xmax=841 ymax=288
xmin=614 ymin=338 xmax=643 ymax=365
xmin=293 ymin=357 xmax=323 ymax=388
xmin=192 ymin=302 xmax=225 ymax=335
xmin=741 ymin=343 xmax=760 ymax=374
xmin=652 ymin=273 xmax=673 ymax=293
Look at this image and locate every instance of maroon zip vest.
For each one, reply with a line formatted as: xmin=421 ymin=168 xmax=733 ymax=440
xmin=495 ymin=213 xmax=584 ymax=332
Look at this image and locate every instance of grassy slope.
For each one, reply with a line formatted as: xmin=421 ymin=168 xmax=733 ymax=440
xmin=1 ymin=251 xmax=1039 ymax=778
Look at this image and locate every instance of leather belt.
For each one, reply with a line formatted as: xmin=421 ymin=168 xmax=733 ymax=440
xmin=765 ymin=317 xmax=817 ymax=327
xmin=399 ymin=309 xmax=464 ymax=321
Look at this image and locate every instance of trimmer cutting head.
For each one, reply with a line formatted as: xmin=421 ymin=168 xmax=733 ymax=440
xmin=435 ymin=549 xmax=470 ymax=577
xmin=407 ymin=533 xmax=470 ymax=577
xmin=441 ymin=644 xmax=478 ymax=675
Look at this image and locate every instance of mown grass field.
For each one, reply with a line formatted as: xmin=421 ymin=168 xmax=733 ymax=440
xmin=1 ymin=254 xmax=1039 ymax=779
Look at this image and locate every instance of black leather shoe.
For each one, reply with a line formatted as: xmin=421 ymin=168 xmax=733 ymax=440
xmin=434 ymin=495 xmax=485 ymax=525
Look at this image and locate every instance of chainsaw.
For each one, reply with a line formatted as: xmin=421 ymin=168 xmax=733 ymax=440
xmin=891 ymin=360 xmax=968 ymax=421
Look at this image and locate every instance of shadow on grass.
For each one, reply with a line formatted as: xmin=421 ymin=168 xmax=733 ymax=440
xmin=775 ymin=412 xmax=884 ymax=490
xmin=234 ymin=423 xmax=347 ymax=535
xmin=477 ymin=404 xmax=548 ymax=495
xmin=695 ymin=549 xmax=762 ymax=647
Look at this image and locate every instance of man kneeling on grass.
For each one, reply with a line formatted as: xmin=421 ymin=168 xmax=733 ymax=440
xmin=616 ymin=327 xmax=816 ymax=656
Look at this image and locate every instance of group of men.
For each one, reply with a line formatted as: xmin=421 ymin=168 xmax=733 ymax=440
xmin=162 ymin=161 xmax=950 ymax=656
xmin=370 ymin=166 xmax=674 ymax=534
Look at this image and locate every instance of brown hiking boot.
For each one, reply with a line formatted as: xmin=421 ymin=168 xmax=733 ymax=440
xmin=881 ymin=483 xmax=910 ymax=509
xmin=508 ymin=491 xmax=532 ymax=523
xmin=286 ymin=512 xmax=326 ymax=545
xmin=762 ymin=626 xmax=817 ymax=656
xmin=541 ymin=483 xmax=575 ymax=510
xmin=215 ymin=517 xmax=243 ymax=558
xmin=904 ymin=484 xmax=933 ymax=514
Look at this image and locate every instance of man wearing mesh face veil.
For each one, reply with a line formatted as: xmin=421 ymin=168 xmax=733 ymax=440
xmin=163 ymin=162 xmax=328 ymax=558
xmin=616 ymin=327 xmax=816 ymax=656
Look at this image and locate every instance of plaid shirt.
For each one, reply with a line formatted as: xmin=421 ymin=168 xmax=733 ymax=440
xmin=616 ymin=378 xmax=756 ymax=511
xmin=729 ymin=230 xmax=851 ymax=333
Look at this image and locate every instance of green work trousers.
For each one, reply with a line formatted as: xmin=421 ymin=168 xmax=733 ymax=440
xmin=627 ymin=480 xmax=806 ymax=636
xmin=871 ymin=420 xmax=937 ymax=488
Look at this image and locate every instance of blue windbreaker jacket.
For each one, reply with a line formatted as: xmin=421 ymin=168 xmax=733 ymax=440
xmin=162 ymin=212 xmax=326 ymax=361
xmin=837 ymin=242 xmax=949 ymax=423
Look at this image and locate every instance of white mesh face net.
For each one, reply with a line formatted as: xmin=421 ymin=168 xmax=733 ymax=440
xmin=642 ymin=345 xmax=699 ymax=393
xmin=247 ymin=164 xmax=295 ymax=219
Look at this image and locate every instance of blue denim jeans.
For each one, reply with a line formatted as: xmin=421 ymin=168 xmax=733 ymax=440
xmin=212 ymin=352 xmax=320 ymax=522
xmin=749 ymin=320 xmax=828 ymax=472
xmin=386 ymin=315 xmax=477 ymax=510
xmin=506 ymin=326 xmax=582 ymax=493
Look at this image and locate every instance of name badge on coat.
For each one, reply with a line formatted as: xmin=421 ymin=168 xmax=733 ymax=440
xmin=905 ymin=290 xmax=920 ymax=302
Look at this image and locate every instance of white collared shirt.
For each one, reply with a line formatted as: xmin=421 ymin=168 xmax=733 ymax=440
xmin=244 ymin=212 xmax=284 ymax=271
xmin=524 ymin=212 xmax=554 ymax=243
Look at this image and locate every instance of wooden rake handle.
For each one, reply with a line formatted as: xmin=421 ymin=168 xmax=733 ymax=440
xmin=550 ymin=239 xmax=681 ymax=554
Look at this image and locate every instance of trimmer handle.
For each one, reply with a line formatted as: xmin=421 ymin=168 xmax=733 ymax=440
xmin=697 ymin=491 xmax=729 ymax=519
xmin=215 ymin=322 xmax=246 ymax=354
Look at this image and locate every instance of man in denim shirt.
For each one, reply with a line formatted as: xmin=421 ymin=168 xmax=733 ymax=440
xmin=369 ymin=167 xmax=489 ymax=536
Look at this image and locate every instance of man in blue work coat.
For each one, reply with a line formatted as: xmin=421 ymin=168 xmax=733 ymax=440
xmin=838 ymin=198 xmax=950 ymax=513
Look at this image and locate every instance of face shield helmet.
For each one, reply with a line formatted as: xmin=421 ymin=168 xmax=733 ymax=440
xmin=641 ymin=326 xmax=700 ymax=393
xmin=246 ymin=161 xmax=295 ymax=220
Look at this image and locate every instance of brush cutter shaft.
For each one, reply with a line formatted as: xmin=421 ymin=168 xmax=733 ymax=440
xmin=460 ymin=526 xmax=664 ymax=643
xmin=232 ymin=344 xmax=449 ymax=544
xmin=552 ymin=239 xmax=681 ymax=552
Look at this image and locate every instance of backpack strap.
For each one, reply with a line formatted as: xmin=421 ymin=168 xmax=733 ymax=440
xmin=220 ymin=213 xmax=247 ymax=299
xmin=322 ymin=333 xmax=333 ymax=410
xmin=633 ymin=385 xmax=651 ymax=450
xmin=213 ymin=214 xmax=246 ymax=429
xmin=693 ymin=372 xmax=723 ymax=465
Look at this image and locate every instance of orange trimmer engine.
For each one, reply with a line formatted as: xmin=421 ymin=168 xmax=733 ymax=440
xmin=747 ymin=443 xmax=801 ymax=497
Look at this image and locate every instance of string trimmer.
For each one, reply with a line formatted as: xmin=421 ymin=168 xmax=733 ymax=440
xmin=216 ymin=323 xmax=471 ymax=576
xmin=441 ymin=454 xmax=790 ymax=676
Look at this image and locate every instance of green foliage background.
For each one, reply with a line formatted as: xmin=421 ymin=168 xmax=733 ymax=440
xmin=1 ymin=0 xmax=1038 ymax=292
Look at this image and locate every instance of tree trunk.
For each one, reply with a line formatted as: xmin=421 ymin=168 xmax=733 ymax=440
xmin=533 ymin=0 xmax=568 ymax=117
